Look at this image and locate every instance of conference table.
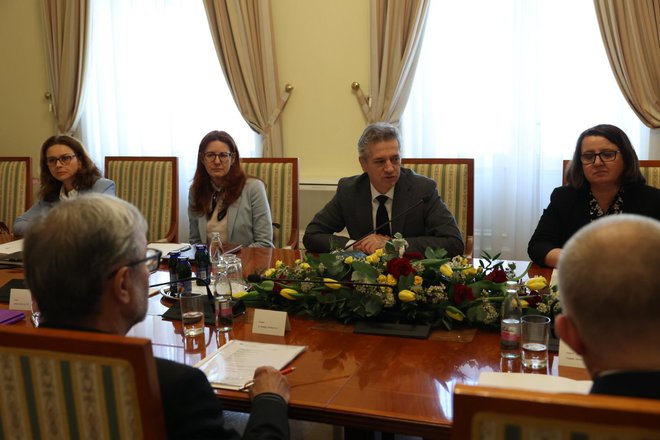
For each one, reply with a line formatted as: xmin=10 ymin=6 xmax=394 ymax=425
xmin=0 ymin=244 xmax=589 ymax=439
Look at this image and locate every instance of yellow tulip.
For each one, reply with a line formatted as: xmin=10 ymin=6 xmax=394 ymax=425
xmin=343 ymin=256 xmax=354 ymax=265
xmin=263 ymin=268 xmax=275 ymax=278
xmin=520 ymin=299 xmax=529 ymax=307
xmin=232 ymin=290 xmax=249 ymax=299
xmin=275 ymin=260 xmax=284 ymax=268
xmin=280 ymin=288 xmax=299 ymax=300
xmin=386 ymin=274 xmax=397 ymax=286
xmin=526 ymin=276 xmax=548 ymax=291
xmin=398 ymin=290 xmax=416 ymax=302
xmin=440 ymin=264 xmax=453 ymax=277
xmin=323 ymin=278 xmax=342 ymax=290
xmin=294 ymin=259 xmax=301 ymax=264
xmin=414 ymin=276 xmax=423 ymax=286
xmin=445 ymin=306 xmax=465 ymax=321
xmin=300 ymin=262 xmax=311 ymax=270
xmin=462 ymin=267 xmax=477 ymax=277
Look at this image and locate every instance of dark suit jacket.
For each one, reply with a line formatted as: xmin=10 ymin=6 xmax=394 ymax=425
xmin=302 ymin=168 xmax=464 ymax=256
xmin=157 ymin=358 xmax=289 ymax=440
xmin=591 ymin=371 xmax=660 ymax=400
xmin=41 ymin=323 xmax=289 ymax=440
xmin=527 ymin=184 xmax=660 ymax=266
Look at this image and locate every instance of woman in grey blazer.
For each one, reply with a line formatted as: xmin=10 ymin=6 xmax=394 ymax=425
xmin=188 ymin=130 xmax=273 ymax=248
xmin=13 ymin=135 xmax=115 ymax=236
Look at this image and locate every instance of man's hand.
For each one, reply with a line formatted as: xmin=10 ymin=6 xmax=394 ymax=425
xmin=353 ymin=234 xmax=390 ymax=254
xmin=248 ymin=366 xmax=291 ymax=403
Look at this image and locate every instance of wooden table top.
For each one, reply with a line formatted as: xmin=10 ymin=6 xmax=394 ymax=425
xmin=0 ymin=246 xmax=589 ymax=439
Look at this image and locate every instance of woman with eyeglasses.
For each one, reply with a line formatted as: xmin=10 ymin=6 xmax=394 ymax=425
xmin=188 ymin=130 xmax=274 ymax=247
xmin=528 ymin=124 xmax=660 ymax=267
xmin=13 ymin=135 xmax=115 ymax=236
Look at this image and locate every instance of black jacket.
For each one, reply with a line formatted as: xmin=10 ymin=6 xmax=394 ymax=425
xmin=527 ymin=184 xmax=660 ymax=266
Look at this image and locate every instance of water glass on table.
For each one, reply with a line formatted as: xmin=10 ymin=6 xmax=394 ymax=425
xmin=521 ymin=315 xmax=551 ymax=369
xmin=180 ymin=293 xmax=205 ymax=337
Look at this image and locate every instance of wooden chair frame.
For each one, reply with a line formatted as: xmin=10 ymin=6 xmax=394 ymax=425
xmin=452 ymin=383 xmax=660 ymax=439
xmin=105 ymin=156 xmax=178 ymax=242
xmin=402 ymin=158 xmax=474 ymax=256
xmin=0 ymin=156 xmax=32 ymax=231
xmin=0 ymin=325 xmax=167 ymax=438
xmin=242 ymin=157 xmax=300 ymax=249
xmin=562 ymin=159 xmax=660 ymax=187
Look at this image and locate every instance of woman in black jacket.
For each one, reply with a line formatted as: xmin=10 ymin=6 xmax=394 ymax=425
xmin=528 ymin=124 xmax=660 ymax=267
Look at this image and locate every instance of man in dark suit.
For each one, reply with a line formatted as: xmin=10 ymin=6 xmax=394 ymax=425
xmin=555 ymin=214 xmax=660 ymax=400
xmin=303 ymin=122 xmax=464 ymax=255
xmin=23 ymin=194 xmax=290 ymax=439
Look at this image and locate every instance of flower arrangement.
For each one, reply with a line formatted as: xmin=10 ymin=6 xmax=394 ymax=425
xmin=237 ymin=234 xmax=561 ymax=330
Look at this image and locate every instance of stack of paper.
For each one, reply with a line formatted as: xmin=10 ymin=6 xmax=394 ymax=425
xmin=195 ymin=340 xmax=305 ymax=390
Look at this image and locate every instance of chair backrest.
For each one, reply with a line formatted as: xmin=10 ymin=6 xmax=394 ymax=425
xmin=562 ymin=159 xmax=660 ymax=189
xmin=0 ymin=157 xmax=32 ymax=231
xmin=105 ymin=156 xmax=178 ymax=242
xmin=451 ymin=384 xmax=660 ymax=440
xmin=0 ymin=325 xmax=167 ymax=439
xmin=241 ymin=158 xmax=299 ymax=248
xmin=401 ymin=158 xmax=474 ymax=256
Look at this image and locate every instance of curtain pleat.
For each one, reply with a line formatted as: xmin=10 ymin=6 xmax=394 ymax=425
xmin=42 ymin=0 xmax=89 ymax=134
xmin=203 ymin=0 xmax=288 ymax=157
xmin=593 ymin=0 xmax=660 ymax=128
xmin=363 ymin=0 xmax=430 ymax=124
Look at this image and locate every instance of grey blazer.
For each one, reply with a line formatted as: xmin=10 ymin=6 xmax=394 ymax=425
xmin=188 ymin=178 xmax=274 ymax=248
xmin=302 ymin=168 xmax=464 ymax=256
xmin=13 ymin=178 xmax=115 ymax=236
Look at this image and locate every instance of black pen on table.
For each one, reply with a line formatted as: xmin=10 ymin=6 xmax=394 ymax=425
xmin=239 ymin=366 xmax=296 ymax=391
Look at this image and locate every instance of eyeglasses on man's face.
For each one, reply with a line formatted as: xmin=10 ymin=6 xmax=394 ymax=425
xmin=203 ymin=152 xmax=233 ymax=163
xmin=46 ymin=154 xmax=77 ymax=168
xmin=580 ymin=150 xmax=619 ymax=165
xmin=106 ymin=248 xmax=162 ymax=279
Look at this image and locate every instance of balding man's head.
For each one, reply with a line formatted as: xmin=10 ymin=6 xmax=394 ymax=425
xmin=558 ymin=214 xmax=660 ymax=367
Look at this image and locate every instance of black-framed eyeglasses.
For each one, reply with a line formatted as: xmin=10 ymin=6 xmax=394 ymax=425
xmin=202 ymin=152 xmax=233 ymax=163
xmin=46 ymin=154 xmax=77 ymax=168
xmin=106 ymin=248 xmax=162 ymax=279
xmin=580 ymin=150 xmax=619 ymax=165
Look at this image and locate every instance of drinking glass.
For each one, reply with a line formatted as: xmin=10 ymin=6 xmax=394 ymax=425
xmin=180 ymin=293 xmax=205 ymax=337
xmin=223 ymin=255 xmax=244 ymax=291
xmin=521 ymin=315 xmax=551 ymax=369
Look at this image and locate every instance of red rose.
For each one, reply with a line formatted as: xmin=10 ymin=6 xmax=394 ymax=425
xmin=453 ymin=284 xmax=475 ymax=304
xmin=403 ymin=252 xmax=423 ymax=261
xmin=527 ymin=294 xmax=543 ymax=307
xmin=387 ymin=258 xmax=414 ymax=279
xmin=485 ymin=268 xmax=507 ymax=283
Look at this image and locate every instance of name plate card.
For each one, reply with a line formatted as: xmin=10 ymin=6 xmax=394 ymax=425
xmin=9 ymin=288 xmax=32 ymax=311
xmin=252 ymin=309 xmax=291 ymax=336
xmin=558 ymin=339 xmax=586 ymax=368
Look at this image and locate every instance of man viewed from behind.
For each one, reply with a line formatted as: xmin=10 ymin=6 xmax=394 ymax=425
xmin=555 ymin=214 xmax=660 ymax=399
xmin=303 ymin=122 xmax=464 ymax=255
xmin=23 ymin=194 xmax=290 ymax=439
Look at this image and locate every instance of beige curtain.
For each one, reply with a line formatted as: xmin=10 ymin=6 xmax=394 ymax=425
xmin=355 ymin=0 xmax=430 ymax=124
xmin=203 ymin=0 xmax=290 ymax=157
xmin=593 ymin=0 xmax=660 ymax=128
xmin=42 ymin=0 xmax=89 ymax=134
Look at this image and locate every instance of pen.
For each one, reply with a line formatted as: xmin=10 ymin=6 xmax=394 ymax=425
xmin=239 ymin=366 xmax=296 ymax=391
